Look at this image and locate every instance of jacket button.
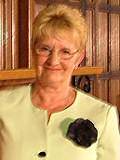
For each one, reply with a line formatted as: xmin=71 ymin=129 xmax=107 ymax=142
xmin=38 ymin=151 xmax=46 ymax=157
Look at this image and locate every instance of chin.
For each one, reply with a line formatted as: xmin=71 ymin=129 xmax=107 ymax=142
xmin=36 ymin=68 xmax=72 ymax=85
xmin=37 ymin=74 xmax=69 ymax=86
xmin=37 ymin=74 xmax=62 ymax=82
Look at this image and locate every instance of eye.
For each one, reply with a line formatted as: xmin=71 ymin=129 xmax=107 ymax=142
xmin=62 ymin=49 xmax=71 ymax=55
xmin=35 ymin=46 xmax=51 ymax=55
xmin=40 ymin=46 xmax=50 ymax=52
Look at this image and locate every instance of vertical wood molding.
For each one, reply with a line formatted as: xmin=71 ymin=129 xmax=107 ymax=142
xmin=0 ymin=0 xmax=4 ymax=69
xmin=4 ymin=0 xmax=12 ymax=69
xmin=90 ymin=0 xmax=109 ymax=101
xmin=108 ymin=0 xmax=120 ymax=107
xmin=97 ymin=0 xmax=109 ymax=101
xmin=28 ymin=0 xmax=34 ymax=68
xmin=86 ymin=9 xmax=93 ymax=67
xmin=11 ymin=0 xmax=19 ymax=69
xmin=18 ymin=0 xmax=28 ymax=68
xmin=85 ymin=0 xmax=94 ymax=94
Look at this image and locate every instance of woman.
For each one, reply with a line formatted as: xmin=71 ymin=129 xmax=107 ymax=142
xmin=0 ymin=4 xmax=120 ymax=160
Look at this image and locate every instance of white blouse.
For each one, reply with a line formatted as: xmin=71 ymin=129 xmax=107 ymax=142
xmin=0 ymin=85 xmax=120 ymax=160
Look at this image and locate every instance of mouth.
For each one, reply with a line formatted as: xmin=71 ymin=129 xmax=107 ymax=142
xmin=44 ymin=66 xmax=63 ymax=71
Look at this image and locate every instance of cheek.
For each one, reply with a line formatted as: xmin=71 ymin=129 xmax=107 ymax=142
xmin=61 ymin=60 xmax=75 ymax=71
xmin=37 ymin=56 xmax=47 ymax=66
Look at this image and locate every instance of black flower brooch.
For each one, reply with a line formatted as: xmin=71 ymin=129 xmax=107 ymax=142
xmin=66 ymin=118 xmax=98 ymax=147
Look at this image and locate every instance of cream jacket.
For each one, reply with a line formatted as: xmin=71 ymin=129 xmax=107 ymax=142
xmin=0 ymin=85 xmax=120 ymax=160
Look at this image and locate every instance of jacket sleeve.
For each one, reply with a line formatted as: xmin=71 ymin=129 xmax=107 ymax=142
xmin=97 ymin=106 xmax=120 ymax=160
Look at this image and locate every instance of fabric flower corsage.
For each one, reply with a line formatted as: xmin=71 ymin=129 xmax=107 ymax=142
xmin=66 ymin=118 xmax=98 ymax=147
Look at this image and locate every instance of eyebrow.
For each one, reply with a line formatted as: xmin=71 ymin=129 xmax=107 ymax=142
xmin=35 ymin=42 xmax=75 ymax=51
xmin=61 ymin=48 xmax=71 ymax=51
xmin=35 ymin=43 xmax=50 ymax=48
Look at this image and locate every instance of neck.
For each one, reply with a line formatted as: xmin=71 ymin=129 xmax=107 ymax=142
xmin=31 ymin=80 xmax=75 ymax=112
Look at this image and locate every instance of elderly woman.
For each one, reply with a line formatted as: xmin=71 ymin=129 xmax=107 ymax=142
xmin=0 ymin=4 xmax=120 ymax=160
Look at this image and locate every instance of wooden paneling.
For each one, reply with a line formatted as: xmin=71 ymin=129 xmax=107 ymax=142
xmin=18 ymin=0 xmax=28 ymax=68
xmin=11 ymin=0 xmax=19 ymax=69
xmin=93 ymin=0 xmax=109 ymax=101
xmin=0 ymin=0 xmax=4 ymax=70
xmin=0 ymin=0 xmax=120 ymax=109
xmin=0 ymin=0 xmax=19 ymax=69
xmin=86 ymin=0 xmax=94 ymax=94
xmin=4 ymin=0 xmax=12 ymax=69
xmin=108 ymin=0 xmax=120 ymax=109
xmin=28 ymin=0 xmax=34 ymax=68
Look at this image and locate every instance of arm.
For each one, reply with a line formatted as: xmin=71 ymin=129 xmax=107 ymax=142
xmin=97 ymin=106 xmax=120 ymax=160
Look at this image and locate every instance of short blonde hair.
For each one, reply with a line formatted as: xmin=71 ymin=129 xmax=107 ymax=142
xmin=32 ymin=4 xmax=88 ymax=52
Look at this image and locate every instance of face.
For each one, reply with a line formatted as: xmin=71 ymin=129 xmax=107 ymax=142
xmin=33 ymin=34 xmax=84 ymax=86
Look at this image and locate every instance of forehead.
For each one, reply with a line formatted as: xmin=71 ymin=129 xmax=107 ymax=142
xmin=36 ymin=30 xmax=79 ymax=49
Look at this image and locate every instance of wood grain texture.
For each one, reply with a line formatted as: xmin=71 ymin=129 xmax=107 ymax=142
xmin=86 ymin=10 xmax=93 ymax=67
xmin=0 ymin=67 xmax=103 ymax=80
xmin=18 ymin=0 xmax=28 ymax=68
xmin=0 ymin=0 xmax=4 ymax=70
xmin=92 ymin=0 xmax=109 ymax=101
xmin=86 ymin=0 xmax=95 ymax=94
xmin=11 ymin=0 xmax=19 ymax=69
xmin=108 ymin=0 xmax=120 ymax=108
xmin=4 ymin=0 xmax=12 ymax=69
xmin=28 ymin=0 xmax=34 ymax=68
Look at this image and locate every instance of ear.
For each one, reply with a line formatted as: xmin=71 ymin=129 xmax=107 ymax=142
xmin=74 ymin=50 xmax=86 ymax=69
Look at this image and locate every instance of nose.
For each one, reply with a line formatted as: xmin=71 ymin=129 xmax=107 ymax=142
xmin=46 ymin=50 xmax=60 ymax=66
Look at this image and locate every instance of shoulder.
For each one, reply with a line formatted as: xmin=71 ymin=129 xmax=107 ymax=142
xmin=75 ymin=88 xmax=114 ymax=111
xmin=0 ymin=84 xmax=30 ymax=97
xmin=0 ymin=85 xmax=31 ymax=111
xmin=74 ymin=88 xmax=119 ymax=126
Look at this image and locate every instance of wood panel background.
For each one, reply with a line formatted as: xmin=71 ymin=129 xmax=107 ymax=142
xmin=0 ymin=0 xmax=120 ymax=110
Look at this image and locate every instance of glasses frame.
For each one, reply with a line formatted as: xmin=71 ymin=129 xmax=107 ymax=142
xmin=35 ymin=45 xmax=80 ymax=60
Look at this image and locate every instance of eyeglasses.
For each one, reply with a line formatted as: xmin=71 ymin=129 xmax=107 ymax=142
xmin=35 ymin=45 xmax=79 ymax=60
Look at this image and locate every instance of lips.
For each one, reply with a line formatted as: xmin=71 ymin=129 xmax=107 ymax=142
xmin=44 ymin=66 xmax=63 ymax=71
